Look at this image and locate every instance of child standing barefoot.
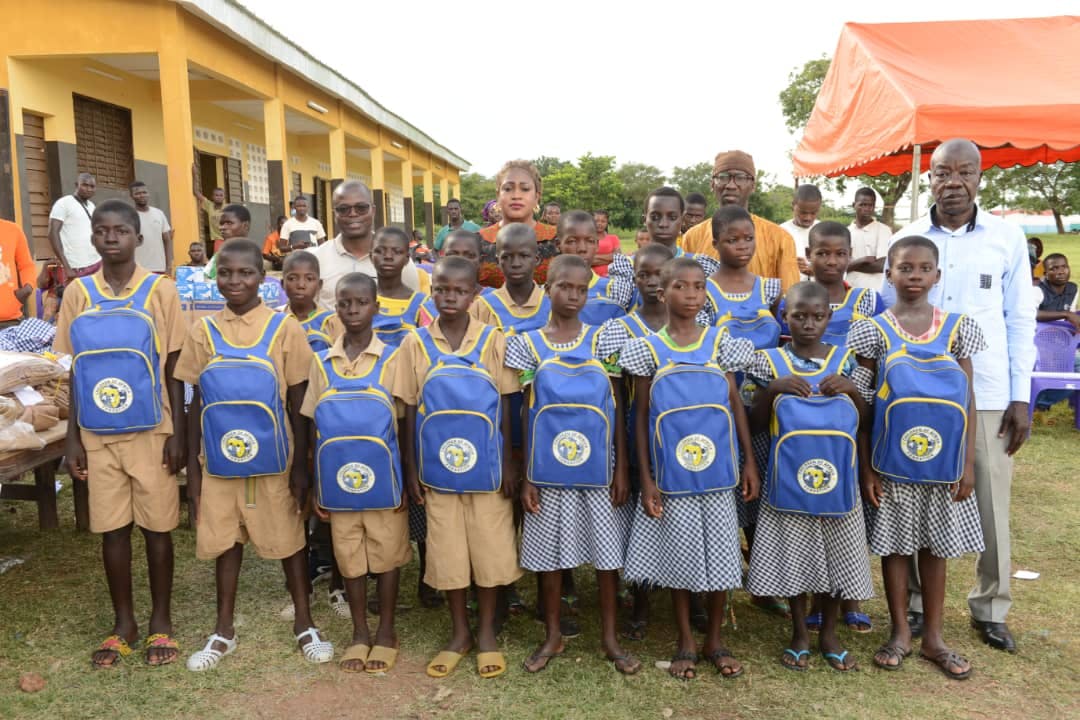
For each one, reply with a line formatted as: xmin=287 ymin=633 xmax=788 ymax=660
xmin=508 ymin=255 xmax=639 ymax=675
xmin=621 ymin=257 xmax=759 ymax=680
xmin=745 ymin=282 xmax=874 ymax=672
xmin=848 ymin=236 xmax=986 ymax=680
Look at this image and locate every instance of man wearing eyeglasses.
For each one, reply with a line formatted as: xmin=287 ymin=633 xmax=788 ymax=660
xmin=882 ymin=138 xmax=1035 ymax=655
xmin=680 ymin=150 xmax=800 ymax=291
xmin=310 ymin=180 xmax=421 ymax=310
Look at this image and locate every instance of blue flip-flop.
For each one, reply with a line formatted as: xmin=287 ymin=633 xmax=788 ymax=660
xmin=805 ymin=612 xmax=823 ymax=632
xmin=822 ymin=650 xmax=857 ymax=672
xmin=782 ymin=648 xmax=810 ymax=672
xmin=844 ymin=611 xmax=873 ymax=633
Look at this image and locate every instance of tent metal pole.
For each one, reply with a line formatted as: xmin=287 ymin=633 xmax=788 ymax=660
xmin=910 ymin=144 xmax=921 ymax=223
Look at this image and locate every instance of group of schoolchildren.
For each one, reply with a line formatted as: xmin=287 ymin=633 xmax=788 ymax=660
xmin=58 ymin=182 xmax=985 ymax=684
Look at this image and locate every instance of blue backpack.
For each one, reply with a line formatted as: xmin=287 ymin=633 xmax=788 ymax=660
xmin=314 ymin=347 xmax=402 ymax=511
xmin=70 ymin=273 xmax=164 ymax=434
xmin=415 ymin=325 xmax=503 ymax=493
xmin=871 ymin=312 xmax=969 ymax=485
xmin=373 ymin=292 xmax=428 ymax=348
xmin=297 ymin=308 xmax=334 ymax=352
xmin=761 ymin=346 xmax=859 ymax=516
xmin=475 ymin=291 xmax=550 ymax=335
xmin=646 ymin=327 xmax=739 ymax=496
xmin=616 ymin=313 xmax=660 ymax=463
xmin=580 ymin=275 xmax=627 ymax=326
xmin=199 ymin=312 xmax=290 ymax=478
xmin=524 ymin=326 xmax=615 ymax=489
xmin=706 ymin=276 xmax=781 ymax=349
xmin=822 ymin=287 xmax=871 ymax=347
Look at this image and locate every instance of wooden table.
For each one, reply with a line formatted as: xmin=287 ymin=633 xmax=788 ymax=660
xmin=0 ymin=421 xmax=89 ymax=530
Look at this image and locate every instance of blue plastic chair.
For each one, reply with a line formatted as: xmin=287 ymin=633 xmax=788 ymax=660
xmin=1028 ymin=323 xmax=1080 ymax=430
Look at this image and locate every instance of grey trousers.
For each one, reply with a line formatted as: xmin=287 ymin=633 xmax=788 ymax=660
xmin=909 ymin=410 xmax=1013 ymax=622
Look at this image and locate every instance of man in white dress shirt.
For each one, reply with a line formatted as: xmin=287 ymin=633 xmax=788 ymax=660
xmin=779 ymin=183 xmax=821 ymax=281
xmin=883 ymin=139 xmax=1035 ymax=653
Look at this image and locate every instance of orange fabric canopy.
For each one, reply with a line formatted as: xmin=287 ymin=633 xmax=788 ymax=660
xmin=792 ymin=16 xmax=1080 ymax=177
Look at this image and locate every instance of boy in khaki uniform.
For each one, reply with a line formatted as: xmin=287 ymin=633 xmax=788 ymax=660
xmin=174 ymin=239 xmax=333 ymax=671
xmin=58 ymin=200 xmax=187 ymax=668
xmin=301 ymin=272 xmax=411 ymax=674
xmin=395 ymin=257 xmax=522 ymax=680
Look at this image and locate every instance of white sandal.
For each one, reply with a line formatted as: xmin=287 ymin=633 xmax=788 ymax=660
xmin=297 ymin=627 xmax=334 ymax=664
xmin=328 ymin=589 xmax=351 ymax=619
xmin=186 ymin=633 xmax=237 ymax=672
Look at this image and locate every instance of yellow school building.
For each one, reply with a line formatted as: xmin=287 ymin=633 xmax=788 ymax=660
xmin=0 ymin=0 xmax=468 ymax=263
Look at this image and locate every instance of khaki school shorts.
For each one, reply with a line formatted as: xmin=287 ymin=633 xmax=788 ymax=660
xmin=195 ymin=471 xmax=305 ymax=561
xmin=86 ymin=432 xmax=179 ymax=534
xmin=423 ymin=490 xmax=522 ymax=591
xmin=330 ymin=508 xmax=411 ymax=579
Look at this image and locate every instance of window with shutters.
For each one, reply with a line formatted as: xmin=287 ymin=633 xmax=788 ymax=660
xmin=72 ymin=94 xmax=134 ymax=189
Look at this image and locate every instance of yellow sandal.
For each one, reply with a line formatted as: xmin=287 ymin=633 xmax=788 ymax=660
xmin=339 ymin=643 xmax=370 ymax=673
xmin=426 ymin=650 xmax=464 ymax=678
xmin=92 ymin=635 xmax=133 ymax=668
xmin=477 ymin=651 xmax=507 ymax=679
xmin=365 ymin=645 xmax=398 ymax=674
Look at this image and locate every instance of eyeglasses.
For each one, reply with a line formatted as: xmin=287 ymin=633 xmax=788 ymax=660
xmin=712 ymin=172 xmax=754 ymax=186
xmin=334 ymin=203 xmax=372 ymax=216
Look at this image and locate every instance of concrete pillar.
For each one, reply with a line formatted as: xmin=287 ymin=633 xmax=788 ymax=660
xmin=157 ymin=8 xmax=197 ymax=268
xmin=328 ymin=127 xmax=346 ymax=236
xmin=263 ymin=96 xmax=289 ymax=219
xmin=400 ymin=158 xmax=413 ymax=230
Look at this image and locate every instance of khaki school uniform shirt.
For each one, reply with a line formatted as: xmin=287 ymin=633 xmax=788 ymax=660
xmin=469 ymin=283 xmax=546 ymax=329
xmin=54 ymin=266 xmax=187 ymax=450
xmin=300 ymin=334 xmax=405 ymax=419
xmin=174 ymin=303 xmax=314 ymax=442
xmin=392 ymin=317 xmax=520 ymax=407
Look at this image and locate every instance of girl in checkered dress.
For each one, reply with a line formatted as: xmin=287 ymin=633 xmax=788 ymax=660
xmin=507 ymin=255 xmax=639 ymax=675
xmin=848 ymin=236 xmax=986 ymax=680
xmin=620 ymin=257 xmax=757 ymax=680
xmin=744 ymin=282 xmax=874 ymax=673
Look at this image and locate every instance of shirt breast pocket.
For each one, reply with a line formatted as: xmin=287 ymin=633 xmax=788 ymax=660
xmin=957 ymin=260 xmax=1002 ymax=312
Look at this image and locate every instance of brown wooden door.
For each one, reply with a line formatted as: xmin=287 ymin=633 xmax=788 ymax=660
xmin=73 ymin=94 xmax=133 ymax=190
xmin=224 ymin=158 xmax=243 ymax=203
xmin=21 ymin=112 xmax=52 ymax=259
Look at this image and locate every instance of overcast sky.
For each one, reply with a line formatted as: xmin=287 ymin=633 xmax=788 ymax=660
xmin=252 ymin=0 xmax=1074 ymax=184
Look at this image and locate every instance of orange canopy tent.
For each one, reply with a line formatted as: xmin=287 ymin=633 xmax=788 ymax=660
xmin=792 ymin=16 xmax=1080 ymax=183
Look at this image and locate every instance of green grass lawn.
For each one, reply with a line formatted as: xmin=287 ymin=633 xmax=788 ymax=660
xmin=2 ymin=402 xmax=1079 ymax=719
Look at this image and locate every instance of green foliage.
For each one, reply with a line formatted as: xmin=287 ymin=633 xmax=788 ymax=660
xmin=982 ymin=163 xmax=1080 ymax=233
xmin=613 ymin=162 xmax=667 ymax=229
xmin=541 ymin=153 xmax=625 ymax=221
xmin=778 ymin=56 xmax=830 ymax=133
xmin=670 ymin=162 xmax=715 ymax=209
xmin=457 ymin=172 xmax=496 ymax=224
xmin=531 ymin=155 xmax=571 ymax=179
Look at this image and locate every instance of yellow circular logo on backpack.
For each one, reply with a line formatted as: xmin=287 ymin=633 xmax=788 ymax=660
xmin=92 ymin=378 xmax=133 ymax=414
xmin=221 ymin=430 xmax=258 ymax=463
xmin=553 ymin=430 xmax=590 ymax=467
xmin=439 ymin=438 xmax=477 ymax=473
xmin=337 ymin=463 xmax=375 ymax=494
xmin=798 ymin=459 xmax=838 ymax=494
xmin=901 ymin=426 xmax=942 ymax=462
xmin=676 ymin=434 xmax=715 ymax=472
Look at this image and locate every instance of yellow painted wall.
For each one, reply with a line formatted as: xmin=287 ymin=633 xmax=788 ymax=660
xmin=9 ymin=57 xmax=167 ymax=164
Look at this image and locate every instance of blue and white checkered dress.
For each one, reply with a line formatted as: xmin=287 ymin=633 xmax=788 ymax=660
xmin=847 ymin=313 xmax=987 ymax=558
xmin=743 ymin=346 xmax=874 ymax=600
xmin=619 ymin=329 xmax=754 ymax=592
xmin=506 ymin=327 xmax=632 ymax=572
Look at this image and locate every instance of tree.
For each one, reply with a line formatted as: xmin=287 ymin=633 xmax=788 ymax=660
xmin=532 ymin=156 xmax=571 ymax=180
xmin=779 ymin=57 xmax=911 ymax=228
xmin=670 ymin=162 xmax=715 ymax=208
xmin=613 ymin=162 xmax=666 ymax=229
xmin=542 ymin=154 xmax=625 ymax=219
xmin=982 ymin=163 xmax=1080 ymax=234
xmin=457 ymin=172 xmax=496 ymax=223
